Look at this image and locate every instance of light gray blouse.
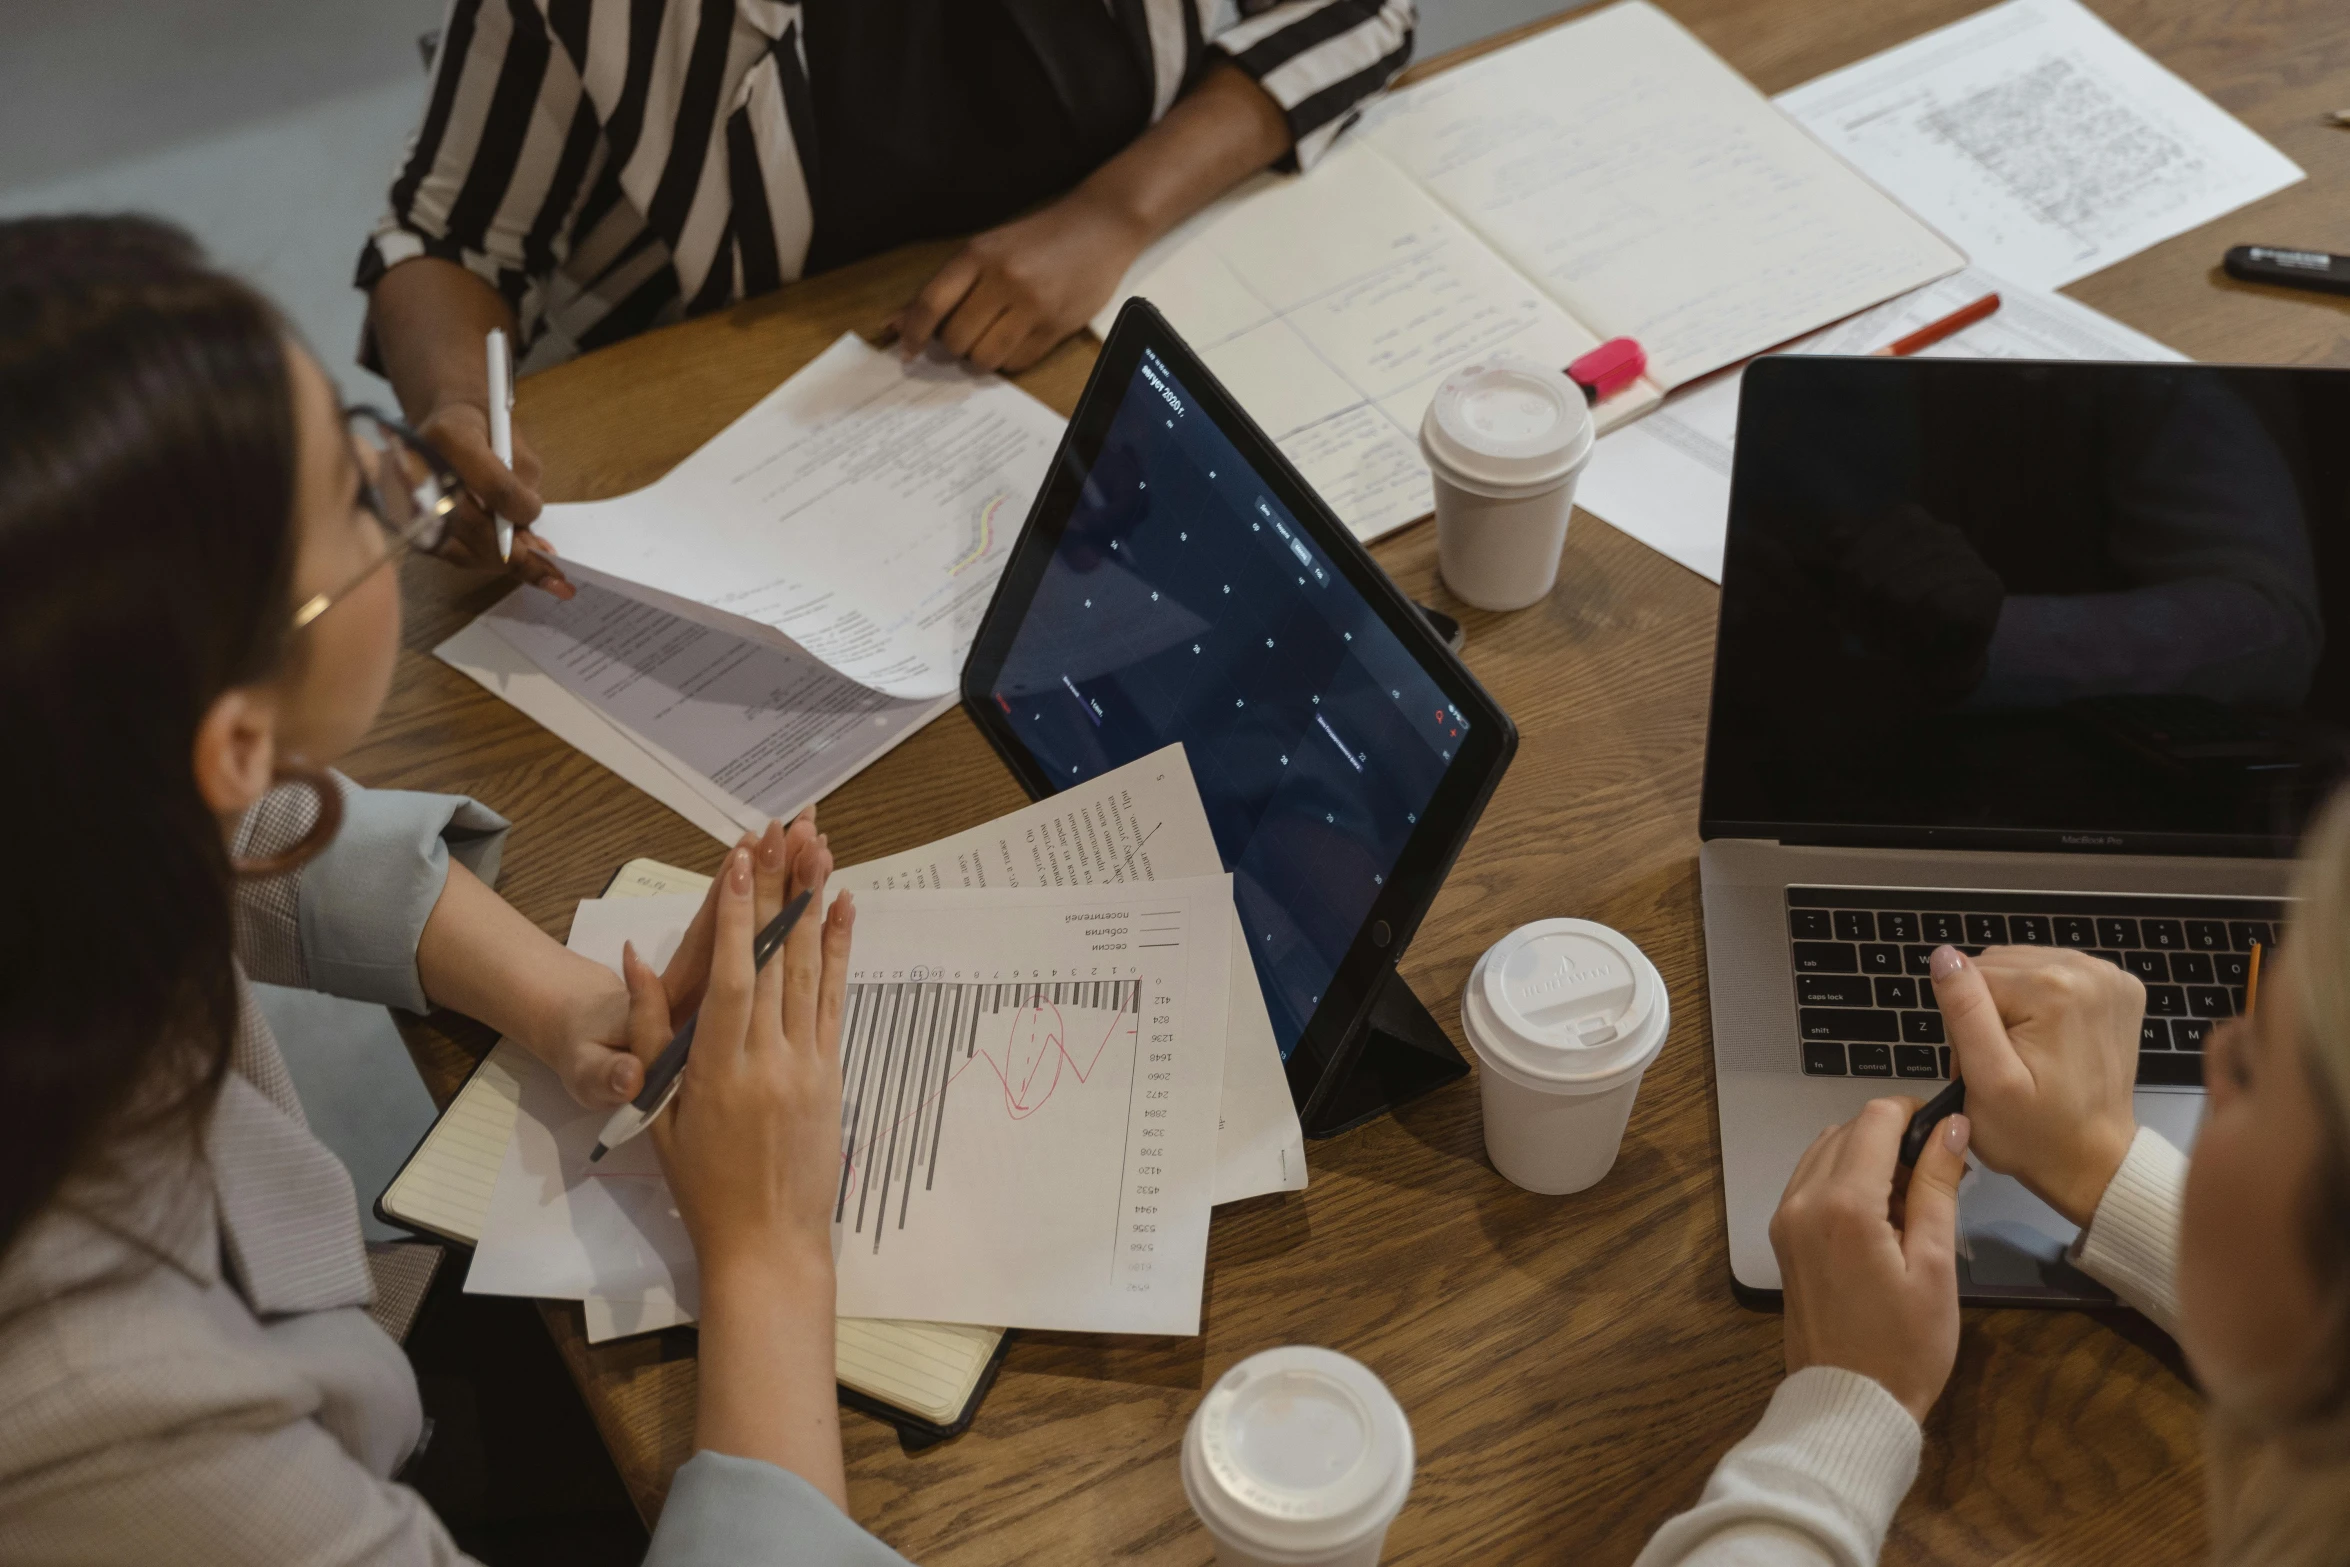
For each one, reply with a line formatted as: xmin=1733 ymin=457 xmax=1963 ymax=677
xmin=0 ymin=778 xmax=912 ymax=1566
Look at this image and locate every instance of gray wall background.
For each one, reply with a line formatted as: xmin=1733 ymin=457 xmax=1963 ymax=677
xmin=0 ymin=1 xmax=446 ymax=402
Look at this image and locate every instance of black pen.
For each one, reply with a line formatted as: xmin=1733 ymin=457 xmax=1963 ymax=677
xmin=1898 ymin=1078 xmax=1966 ymax=1169
xmin=590 ymin=890 xmax=812 ymax=1161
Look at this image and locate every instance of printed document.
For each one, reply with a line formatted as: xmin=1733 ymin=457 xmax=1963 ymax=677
xmin=480 ymin=581 xmax=951 ymax=828
xmin=532 ymin=333 xmax=1064 ymax=701
xmin=469 ymin=877 xmax=1234 ymax=1336
xmin=825 ymin=880 xmax=1230 ymax=1332
xmin=1778 ymin=0 xmax=2302 ymax=290
xmin=832 ymin=744 xmax=1307 ymax=1207
xmin=1091 ymin=0 xmax=1960 ymax=541
xmin=433 ymin=615 xmax=761 ymax=845
xmin=1574 ymin=266 xmax=2184 ymax=581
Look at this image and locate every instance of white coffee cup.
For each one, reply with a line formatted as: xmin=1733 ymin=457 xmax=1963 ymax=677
xmin=1182 ymin=1346 xmax=1414 ymax=1567
xmin=1461 ymin=919 xmax=1670 ymax=1194
xmin=1419 ymin=355 xmax=1594 ymax=612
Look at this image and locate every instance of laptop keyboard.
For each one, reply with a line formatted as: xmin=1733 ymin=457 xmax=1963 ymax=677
xmin=1785 ymin=887 xmax=2285 ymax=1088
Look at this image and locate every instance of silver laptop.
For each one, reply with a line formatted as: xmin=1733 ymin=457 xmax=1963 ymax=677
xmin=1701 ymin=356 xmax=2349 ymax=1304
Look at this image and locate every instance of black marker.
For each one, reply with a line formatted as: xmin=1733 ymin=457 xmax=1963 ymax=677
xmin=2223 ymin=245 xmax=2350 ymax=297
xmin=1898 ymin=1078 xmax=1966 ymax=1169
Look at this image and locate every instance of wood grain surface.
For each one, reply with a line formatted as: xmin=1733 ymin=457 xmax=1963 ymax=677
xmin=351 ymin=0 xmax=2350 ymax=1559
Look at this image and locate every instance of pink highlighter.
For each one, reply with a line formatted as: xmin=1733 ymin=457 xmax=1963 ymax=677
xmin=1566 ymin=337 xmax=1647 ymax=403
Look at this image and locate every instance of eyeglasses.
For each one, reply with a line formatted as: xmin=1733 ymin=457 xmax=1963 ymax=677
xmin=288 ymin=407 xmax=463 ymax=633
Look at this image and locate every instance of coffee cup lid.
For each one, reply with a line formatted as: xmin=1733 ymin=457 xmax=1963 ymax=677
xmin=1182 ymin=1346 xmax=1413 ymax=1557
xmin=1419 ymin=355 xmax=1593 ymax=498
xmin=1462 ymin=919 xmax=1668 ymax=1090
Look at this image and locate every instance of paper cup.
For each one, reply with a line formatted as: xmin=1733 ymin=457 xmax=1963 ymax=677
xmin=1461 ymin=920 xmax=1669 ymax=1194
xmin=1182 ymin=1346 xmax=1414 ymax=1567
xmin=1420 ymin=356 xmax=1594 ymax=612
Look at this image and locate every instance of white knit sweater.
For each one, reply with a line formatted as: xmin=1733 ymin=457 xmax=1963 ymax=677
xmin=1634 ymin=1128 xmax=2190 ymax=1566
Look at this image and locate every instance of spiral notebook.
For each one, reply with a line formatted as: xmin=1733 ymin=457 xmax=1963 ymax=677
xmin=378 ymin=858 xmax=1010 ymax=1440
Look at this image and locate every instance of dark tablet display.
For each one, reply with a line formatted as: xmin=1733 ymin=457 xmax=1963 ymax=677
xmin=962 ymin=300 xmax=1515 ymax=1117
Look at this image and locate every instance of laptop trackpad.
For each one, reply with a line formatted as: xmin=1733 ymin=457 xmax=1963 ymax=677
xmin=1962 ymin=1221 xmax=2102 ymax=1292
xmin=1955 ymin=1170 xmax=2113 ymax=1302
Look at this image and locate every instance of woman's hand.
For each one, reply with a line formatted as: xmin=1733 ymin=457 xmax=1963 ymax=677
xmin=420 ymin=847 xmax=749 ymax=1110
xmin=366 ymin=256 xmax=571 ymax=595
xmin=1932 ymin=944 xmax=2141 ymax=1227
xmin=619 ymin=818 xmax=853 ymax=1277
xmin=891 ymin=189 xmax=1148 ymax=375
xmin=1771 ymin=1097 xmax=1970 ymax=1422
xmin=621 ymin=811 xmax=857 ymax=1503
xmin=414 ymin=398 xmax=573 ymax=598
xmin=523 ymin=825 xmax=773 ymax=1108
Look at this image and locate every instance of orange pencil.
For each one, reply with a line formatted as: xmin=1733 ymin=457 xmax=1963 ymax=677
xmin=1874 ymin=292 xmax=2002 ymax=357
xmin=2246 ymin=942 xmax=2264 ymax=1015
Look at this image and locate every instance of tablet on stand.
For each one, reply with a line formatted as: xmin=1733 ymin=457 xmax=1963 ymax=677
xmin=961 ymin=300 xmax=1518 ymax=1136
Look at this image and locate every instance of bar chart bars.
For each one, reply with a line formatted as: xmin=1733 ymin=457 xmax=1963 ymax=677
xmin=836 ymin=977 xmax=1144 ymax=1251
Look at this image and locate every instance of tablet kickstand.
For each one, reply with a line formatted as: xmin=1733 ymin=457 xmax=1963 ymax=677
xmin=1300 ymin=966 xmax=1471 ymax=1138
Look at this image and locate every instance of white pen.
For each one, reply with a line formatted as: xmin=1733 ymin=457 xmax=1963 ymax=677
xmin=485 ymin=327 xmax=515 ymax=563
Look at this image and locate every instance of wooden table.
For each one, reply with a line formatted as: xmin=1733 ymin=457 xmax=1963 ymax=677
xmin=357 ymin=1 xmax=2350 ymax=1560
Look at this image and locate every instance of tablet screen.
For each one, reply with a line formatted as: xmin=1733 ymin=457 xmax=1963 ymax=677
xmin=981 ymin=347 xmax=1470 ymax=1057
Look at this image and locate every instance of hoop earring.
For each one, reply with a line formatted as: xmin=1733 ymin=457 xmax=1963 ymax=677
xmin=230 ymin=759 xmax=346 ymax=879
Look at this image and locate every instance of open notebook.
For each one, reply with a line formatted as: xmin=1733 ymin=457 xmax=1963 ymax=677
xmin=1091 ymin=0 xmax=1964 ymax=542
xmin=378 ymin=858 xmax=1010 ymax=1438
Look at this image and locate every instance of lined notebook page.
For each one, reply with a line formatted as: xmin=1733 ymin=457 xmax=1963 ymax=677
xmin=378 ymin=1040 xmax=528 ymax=1244
xmin=836 ymin=1319 xmax=1004 ymax=1423
xmin=389 ymin=857 xmax=1004 ymax=1425
xmin=605 ymin=856 xmax=716 ymax=900
xmin=1364 ymin=0 xmax=1964 ymax=389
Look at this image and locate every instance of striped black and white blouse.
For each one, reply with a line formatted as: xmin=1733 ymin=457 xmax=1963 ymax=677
xmin=360 ymin=0 xmax=1415 ymax=366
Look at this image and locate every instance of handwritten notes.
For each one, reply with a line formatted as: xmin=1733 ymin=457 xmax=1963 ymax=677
xmin=1778 ymin=0 xmax=2301 ymax=289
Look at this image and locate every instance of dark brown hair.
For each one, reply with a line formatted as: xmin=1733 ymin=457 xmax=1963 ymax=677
xmin=0 ymin=216 xmax=298 ymax=1258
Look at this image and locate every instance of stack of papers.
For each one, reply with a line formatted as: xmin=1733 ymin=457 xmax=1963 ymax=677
xmin=461 ymin=747 xmax=1306 ymax=1340
xmin=1574 ymin=0 xmax=2303 ymax=582
xmin=437 ymin=333 xmax=1067 ymax=843
xmin=377 ymin=860 xmax=1007 ymax=1422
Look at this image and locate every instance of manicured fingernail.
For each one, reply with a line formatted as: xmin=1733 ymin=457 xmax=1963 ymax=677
xmin=609 ymin=1060 xmax=635 ymax=1094
xmin=729 ymin=849 xmax=751 ymax=890
xmin=1931 ymin=944 xmax=1964 ymax=980
xmin=1942 ymin=1113 xmax=1970 ymax=1155
xmin=758 ymin=829 xmax=787 ymax=870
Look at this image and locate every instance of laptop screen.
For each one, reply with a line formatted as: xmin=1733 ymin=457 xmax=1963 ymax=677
xmin=1702 ymin=357 xmax=2350 ymax=856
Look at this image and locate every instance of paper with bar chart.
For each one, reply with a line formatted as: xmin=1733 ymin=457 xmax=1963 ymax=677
xmin=467 ymin=876 xmax=1232 ymax=1335
xmin=833 ymin=743 xmax=1306 ymax=1207
xmin=826 ymin=881 xmax=1230 ymax=1332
